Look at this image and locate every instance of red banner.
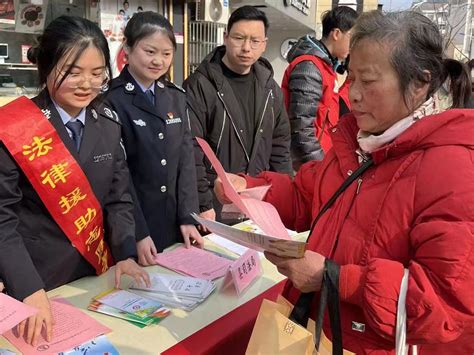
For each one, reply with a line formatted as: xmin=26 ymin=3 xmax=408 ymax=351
xmin=0 ymin=96 xmax=113 ymax=274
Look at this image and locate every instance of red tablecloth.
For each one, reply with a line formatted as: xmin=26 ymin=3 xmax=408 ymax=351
xmin=162 ymin=280 xmax=286 ymax=355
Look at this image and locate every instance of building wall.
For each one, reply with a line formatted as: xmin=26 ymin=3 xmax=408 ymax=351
xmin=264 ymin=0 xmax=317 ymax=29
xmin=315 ymin=0 xmax=379 ymax=37
xmin=264 ymin=29 xmax=311 ymax=84
xmin=363 ymin=0 xmax=378 ymax=11
xmin=315 ymin=0 xmax=332 ymax=37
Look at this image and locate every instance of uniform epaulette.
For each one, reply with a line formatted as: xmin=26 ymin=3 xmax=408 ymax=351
xmin=108 ymin=77 xmax=126 ymax=91
xmin=165 ymin=80 xmax=186 ymax=93
xmin=99 ymin=104 xmax=122 ymax=125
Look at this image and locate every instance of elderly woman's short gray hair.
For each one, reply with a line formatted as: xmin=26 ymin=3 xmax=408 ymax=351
xmin=351 ymin=11 xmax=471 ymax=108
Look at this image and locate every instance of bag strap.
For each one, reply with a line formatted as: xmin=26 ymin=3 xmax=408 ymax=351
xmin=289 ymin=157 xmax=374 ymax=354
xmin=308 ymin=157 xmax=374 ymax=237
xmin=317 ymin=259 xmax=342 ymax=354
xmin=396 ymin=270 xmax=419 ymax=355
xmin=289 ymin=260 xmax=342 ymax=354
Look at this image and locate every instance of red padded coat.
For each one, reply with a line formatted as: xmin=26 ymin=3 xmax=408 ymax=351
xmin=245 ymin=110 xmax=474 ymax=354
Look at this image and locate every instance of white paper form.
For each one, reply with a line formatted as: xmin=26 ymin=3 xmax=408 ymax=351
xmin=192 ymin=214 xmax=306 ymax=258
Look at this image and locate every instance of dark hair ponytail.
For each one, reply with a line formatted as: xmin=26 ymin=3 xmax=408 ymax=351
xmin=443 ymin=58 xmax=472 ymax=108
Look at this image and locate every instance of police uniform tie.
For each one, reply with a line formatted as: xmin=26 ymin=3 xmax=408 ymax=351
xmin=65 ymin=120 xmax=84 ymax=152
xmin=145 ymin=89 xmax=155 ymax=105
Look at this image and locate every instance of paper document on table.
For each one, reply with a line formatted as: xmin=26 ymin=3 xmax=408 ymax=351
xmin=131 ymin=273 xmax=215 ymax=299
xmin=155 ymin=246 xmax=233 ymax=280
xmin=59 ymin=335 xmax=118 ymax=355
xmin=195 ymin=137 xmax=289 ymax=240
xmin=207 ymin=234 xmax=250 ymax=256
xmin=87 ymin=300 xmax=169 ymax=328
xmin=130 ymin=290 xmax=201 ymax=312
xmin=0 ymin=293 xmax=38 ymax=335
xmin=130 ymin=272 xmax=216 ymax=311
xmin=94 ymin=289 xmax=163 ymax=319
xmin=193 ymin=214 xmax=306 ymax=258
xmin=3 ymin=297 xmax=110 ymax=355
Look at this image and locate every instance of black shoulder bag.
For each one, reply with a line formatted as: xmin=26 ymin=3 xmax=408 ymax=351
xmin=289 ymin=157 xmax=374 ymax=355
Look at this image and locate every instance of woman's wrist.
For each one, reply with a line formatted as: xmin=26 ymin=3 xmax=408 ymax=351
xmin=241 ymin=173 xmax=266 ymax=189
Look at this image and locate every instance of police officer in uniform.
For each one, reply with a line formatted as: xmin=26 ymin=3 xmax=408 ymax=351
xmin=107 ymin=67 xmax=200 ymax=253
xmin=106 ymin=12 xmax=202 ymax=266
xmin=0 ymin=88 xmax=142 ymax=301
xmin=0 ymin=16 xmax=149 ymax=345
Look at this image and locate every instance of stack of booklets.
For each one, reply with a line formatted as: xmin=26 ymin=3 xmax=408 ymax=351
xmin=154 ymin=245 xmax=234 ymax=280
xmin=89 ymin=289 xmax=170 ymax=328
xmin=130 ymin=272 xmax=216 ymax=311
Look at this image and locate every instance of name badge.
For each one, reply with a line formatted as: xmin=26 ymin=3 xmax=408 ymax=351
xmin=133 ymin=119 xmax=146 ymax=127
xmin=166 ymin=117 xmax=182 ymax=125
xmin=93 ymin=153 xmax=113 ymax=163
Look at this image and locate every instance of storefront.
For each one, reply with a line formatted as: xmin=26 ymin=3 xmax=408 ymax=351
xmin=0 ymin=0 xmax=190 ymax=102
xmin=0 ymin=0 xmax=378 ymax=103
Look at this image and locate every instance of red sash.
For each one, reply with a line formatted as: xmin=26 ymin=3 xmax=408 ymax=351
xmin=0 ymin=96 xmax=113 ymax=274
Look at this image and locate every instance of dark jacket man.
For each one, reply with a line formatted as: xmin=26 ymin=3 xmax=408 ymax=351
xmin=184 ymin=45 xmax=292 ymax=219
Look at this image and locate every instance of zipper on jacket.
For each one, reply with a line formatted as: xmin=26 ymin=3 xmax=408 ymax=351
xmin=255 ymin=90 xmax=272 ymax=138
xmin=248 ymin=89 xmax=272 ymax=169
xmin=356 ymin=178 xmax=363 ymax=194
xmin=271 ymin=106 xmax=275 ymax=128
xmin=186 ymin=108 xmax=192 ymax=131
xmin=216 ymin=110 xmax=226 ymax=154
xmin=329 ymin=182 xmax=361 ymax=257
xmin=217 ymin=91 xmax=250 ymax=162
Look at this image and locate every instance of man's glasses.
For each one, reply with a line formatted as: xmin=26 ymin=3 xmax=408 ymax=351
xmin=228 ymin=35 xmax=266 ymax=49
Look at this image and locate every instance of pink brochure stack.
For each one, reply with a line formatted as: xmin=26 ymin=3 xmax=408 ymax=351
xmin=155 ymin=246 xmax=233 ymax=280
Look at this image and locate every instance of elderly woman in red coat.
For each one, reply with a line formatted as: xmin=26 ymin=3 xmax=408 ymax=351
xmin=215 ymin=11 xmax=474 ymax=354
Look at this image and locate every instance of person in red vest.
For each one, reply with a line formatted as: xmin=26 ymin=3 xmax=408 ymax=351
xmin=282 ymin=6 xmax=358 ymax=171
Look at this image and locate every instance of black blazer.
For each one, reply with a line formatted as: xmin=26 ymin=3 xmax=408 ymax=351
xmin=106 ymin=67 xmax=199 ymax=252
xmin=0 ymin=90 xmax=137 ymax=300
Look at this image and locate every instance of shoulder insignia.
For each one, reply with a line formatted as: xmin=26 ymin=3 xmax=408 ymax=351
xmin=104 ymin=107 xmax=113 ymax=118
xmin=157 ymin=81 xmax=165 ymax=89
xmin=98 ymin=105 xmax=121 ymax=125
xmin=91 ymin=108 xmax=98 ymax=120
xmin=112 ymin=110 xmax=121 ymax=124
xmin=125 ymin=82 xmax=135 ymax=92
